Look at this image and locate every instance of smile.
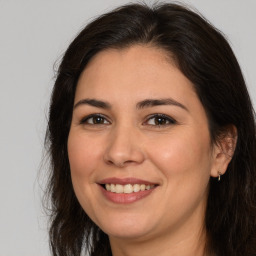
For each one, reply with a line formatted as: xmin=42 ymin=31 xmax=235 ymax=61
xmin=98 ymin=177 xmax=158 ymax=204
xmin=105 ymin=184 xmax=156 ymax=193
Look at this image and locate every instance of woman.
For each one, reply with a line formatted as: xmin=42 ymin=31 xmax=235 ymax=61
xmin=45 ymin=2 xmax=256 ymax=256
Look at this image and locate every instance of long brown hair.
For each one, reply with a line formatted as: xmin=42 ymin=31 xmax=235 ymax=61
xmin=45 ymin=2 xmax=256 ymax=255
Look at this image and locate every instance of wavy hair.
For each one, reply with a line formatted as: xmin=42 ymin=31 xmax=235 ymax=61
xmin=45 ymin=2 xmax=256 ymax=256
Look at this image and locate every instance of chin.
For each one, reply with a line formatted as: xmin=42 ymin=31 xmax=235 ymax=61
xmin=97 ymin=214 xmax=156 ymax=240
xmin=106 ymin=226 xmax=153 ymax=241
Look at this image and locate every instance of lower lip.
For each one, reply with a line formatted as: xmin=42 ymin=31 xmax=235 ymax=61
xmin=99 ymin=185 xmax=156 ymax=204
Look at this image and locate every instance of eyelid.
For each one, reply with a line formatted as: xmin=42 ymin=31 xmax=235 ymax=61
xmin=143 ymin=113 xmax=177 ymax=126
xmin=80 ymin=113 xmax=111 ymax=125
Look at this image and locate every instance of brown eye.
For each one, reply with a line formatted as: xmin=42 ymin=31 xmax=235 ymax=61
xmin=154 ymin=117 xmax=168 ymax=125
xmin=145 ymin=114 xmax=176 ymax=126
xmin=92 ymin=116 xmax=105 ymax=124
xmin=81 ymin=114 xmax=110 ymax=125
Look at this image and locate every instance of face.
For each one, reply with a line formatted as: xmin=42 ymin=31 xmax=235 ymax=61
xmin=68 ymin=45 xmax=218 ymax=242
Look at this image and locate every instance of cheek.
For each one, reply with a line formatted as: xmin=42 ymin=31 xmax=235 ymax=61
xmin=147 ymin=129 xmax=212 ymax=180
xmin=67 ymin=133 xmax=102 ymax=218
xmin=149 ymin=130 xmax=212 ymax=214
xmin=67 ymin=133 xmax=102 ymax=180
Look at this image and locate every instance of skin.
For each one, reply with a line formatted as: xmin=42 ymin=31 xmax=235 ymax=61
xmin=68 ymin=45 xmax=233 ymax=256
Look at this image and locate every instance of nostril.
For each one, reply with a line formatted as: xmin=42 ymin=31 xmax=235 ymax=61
xmin=106 ymin=159 xmax=115 ymax=166
xmin=105 ymin=159 xmax=125 ymax=167
xmin=103 ymin=136 xmax=145 ymax=166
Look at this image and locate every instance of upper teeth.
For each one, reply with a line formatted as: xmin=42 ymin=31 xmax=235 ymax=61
xmin=105 ymin=184 xmax=155 ymax=193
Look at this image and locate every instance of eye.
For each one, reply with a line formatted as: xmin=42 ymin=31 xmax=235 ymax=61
xmin=144 ymin=114 xmax=176 ymax=127
xmin=80 ymin=114 xmax=110 ymax=125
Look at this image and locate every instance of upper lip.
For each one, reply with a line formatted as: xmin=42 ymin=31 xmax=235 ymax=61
xmin=98 ymin=177 xmax=158 ymax=185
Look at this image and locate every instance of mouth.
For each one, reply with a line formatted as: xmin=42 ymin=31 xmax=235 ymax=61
xmin=98 ymin=177 xmax=158 ymax=203
xmin=102 ymin=183 xmax=156 ymax=193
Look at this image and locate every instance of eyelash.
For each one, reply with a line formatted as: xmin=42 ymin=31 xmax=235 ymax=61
xmin=144 ymin=114 xmax=176 ymax=127
xmin=80 ymin=114 xmax=110 ymax=125
xmin=80 ymin=113 xmax=176 ymax=127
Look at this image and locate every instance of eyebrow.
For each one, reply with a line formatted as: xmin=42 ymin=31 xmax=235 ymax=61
xmin=74 ymin=98 xmax=111 ymax=109
xmin=73 ymin=97 xmax=188 ymax=112
xmin=136 ymin=98 xmax=188 ymax=111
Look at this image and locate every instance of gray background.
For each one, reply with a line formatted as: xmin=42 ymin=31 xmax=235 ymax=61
xmin=0 ymin=0 xmax=255 ymax=255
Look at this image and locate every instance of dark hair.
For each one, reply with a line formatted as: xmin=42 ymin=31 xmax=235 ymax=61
xmin=45 ymin=2 xmax=256 ymax=256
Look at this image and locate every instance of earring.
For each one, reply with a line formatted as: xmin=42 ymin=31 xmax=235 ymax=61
xmin=218 ymin=171 xmax=222 ymax=181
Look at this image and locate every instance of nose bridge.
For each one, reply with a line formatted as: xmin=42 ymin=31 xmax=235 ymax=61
xmin=104 ymin=122 xmax=144 ymax=166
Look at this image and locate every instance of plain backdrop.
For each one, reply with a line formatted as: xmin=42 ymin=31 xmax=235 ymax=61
xmin=0 ymin=0 xmax=255 ymax=255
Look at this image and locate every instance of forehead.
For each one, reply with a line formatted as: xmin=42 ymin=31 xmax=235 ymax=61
xmin=75 ymin=45 xmax=196 ymax=100
xmin=81 ymin=45 xmax=174 ymax=80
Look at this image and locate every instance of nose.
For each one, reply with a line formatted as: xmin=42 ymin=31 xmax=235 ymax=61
xmin=103 ymin=125 xmax=145 ymax=167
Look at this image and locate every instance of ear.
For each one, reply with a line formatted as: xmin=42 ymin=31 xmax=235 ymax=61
xmin=210 ymin=125 xmax=237 ymax=178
